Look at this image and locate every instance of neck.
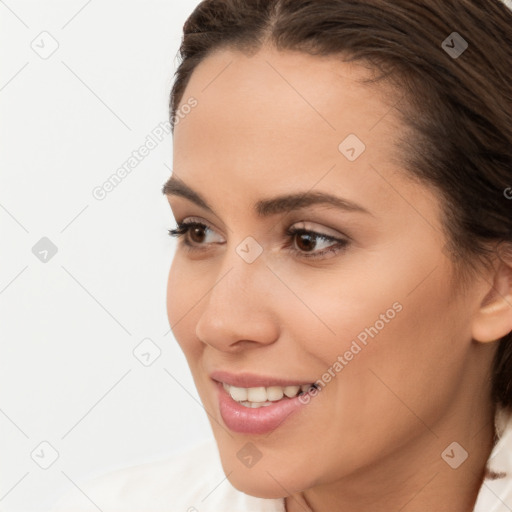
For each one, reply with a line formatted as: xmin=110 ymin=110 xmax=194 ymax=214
xmin=286 ymin=403 xmax=496 ymax=512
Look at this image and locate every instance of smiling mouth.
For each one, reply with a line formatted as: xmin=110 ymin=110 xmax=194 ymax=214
xmin=221 ymin=382 xmax=319 ymax=408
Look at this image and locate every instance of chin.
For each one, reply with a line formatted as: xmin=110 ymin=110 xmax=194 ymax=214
xmin=219 ymin=452 xmax=314 ymax=500
xmin=226 ymin=470 xmax=291 ymax=499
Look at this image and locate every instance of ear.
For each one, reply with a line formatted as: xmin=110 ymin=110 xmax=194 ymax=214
xmin=471 ymin=244 xmax=512 ymax=343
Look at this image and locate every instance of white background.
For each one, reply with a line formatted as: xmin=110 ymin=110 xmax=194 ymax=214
xmin=0 ymin=1 xmax=209 ymax=511
xmin=3 ymin=1 xmax=512 ymax=511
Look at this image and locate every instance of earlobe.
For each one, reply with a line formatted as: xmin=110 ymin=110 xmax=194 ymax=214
xmin=471 ymin=250 xmax=512 ymax=343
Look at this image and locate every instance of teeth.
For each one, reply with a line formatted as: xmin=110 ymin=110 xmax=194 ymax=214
xmin=228 ymin=385 xmax=248 ymax=402
xmin=247 ymin=387 xmax=267 ymax=402
xmin=223 ymin=382 xmax=314 ymax=403
xmin=266 ymin=386 xmax=284 ymax=401
xmin=240 ymin=400 xmax=274 ymax=408
xmin=284 ymin=385 xmax=300 ymax=398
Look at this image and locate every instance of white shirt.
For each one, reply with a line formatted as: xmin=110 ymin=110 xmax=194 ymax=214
xmin=50 ymin=406 xmax=512 ymax=512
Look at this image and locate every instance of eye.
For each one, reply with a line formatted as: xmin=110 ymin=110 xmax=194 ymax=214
xmin=168 ymin=220 xmax=349 ymax=260
xmin=168 ymin=219 xmax=223 ymax=251
xmin=284 ymin=226 xmax=349 ymax=260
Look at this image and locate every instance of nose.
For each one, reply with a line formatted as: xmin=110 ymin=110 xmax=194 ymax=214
xmin=195 ymin=250 xmax=280 ymax=353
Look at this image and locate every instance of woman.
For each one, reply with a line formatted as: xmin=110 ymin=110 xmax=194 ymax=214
xmin=52 ymin=0 xmax=512 ymax=511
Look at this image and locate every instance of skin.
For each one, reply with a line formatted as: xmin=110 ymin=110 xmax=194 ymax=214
xmin=164 ymin=45 xmax=512 ymax=512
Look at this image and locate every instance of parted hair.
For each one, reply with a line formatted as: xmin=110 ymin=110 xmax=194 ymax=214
xmin=169 ymin=0 xmax=512 ymax=407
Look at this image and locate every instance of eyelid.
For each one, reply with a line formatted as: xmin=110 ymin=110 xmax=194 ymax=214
xmin=176 ymin=218 xmax=225 ymax=244
xmin=290 ymin=220 xmax=348 ymax=240
xmin=179 ymin=216 xmax=225 ymax=237
xmin=169 ymin=218 xmax=350 ymax=261
xmin=174 ymin=218 xmax=348 ymax=243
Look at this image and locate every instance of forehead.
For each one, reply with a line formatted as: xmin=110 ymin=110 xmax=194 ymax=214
xmin=174 ymin=46 xmax=396 ymax=148
xmin=176 ymin=48 xmax=399 ymax=186
xmin=170 ymin=47 xmax=423 ymax=224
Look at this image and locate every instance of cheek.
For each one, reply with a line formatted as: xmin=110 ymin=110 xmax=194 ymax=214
xmin=166 ymin=256 xmax=203 ymax=358
xmin=322 ymin=269 xmax=470 ymax=447
xmin=166 ymin=258 xmax=183 ymax=335
xmin=295 ymin=258 xmax=467 ymax=425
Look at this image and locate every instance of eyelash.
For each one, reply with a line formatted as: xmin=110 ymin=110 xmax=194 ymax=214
xmin=167 ymin=221 xmax=349 ymax=260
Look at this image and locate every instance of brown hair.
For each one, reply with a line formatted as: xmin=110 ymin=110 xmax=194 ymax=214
xmin=168 ymin=0 xmax=512 ymax=406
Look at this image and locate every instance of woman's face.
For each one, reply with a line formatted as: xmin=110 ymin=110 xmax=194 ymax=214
xmin=165 ymin=47 xmax=493 ymax=498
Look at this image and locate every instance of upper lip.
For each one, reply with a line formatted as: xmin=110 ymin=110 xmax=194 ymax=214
xmin=210 ymin=370 xmax=313 ymax=388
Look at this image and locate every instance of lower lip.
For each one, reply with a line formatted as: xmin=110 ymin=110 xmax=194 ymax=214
xmin=216 ymin=381 xmax=316 ymax=435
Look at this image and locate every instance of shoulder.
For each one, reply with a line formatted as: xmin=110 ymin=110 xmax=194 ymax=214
xmin=50 ymin=438 xmax=285 ymax=512
xmin=474 ymin=406 xmax=512 ymax=512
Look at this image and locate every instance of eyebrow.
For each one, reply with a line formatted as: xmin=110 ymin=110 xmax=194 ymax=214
xmin=162 ymin=175 xmax=372 ymax=217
